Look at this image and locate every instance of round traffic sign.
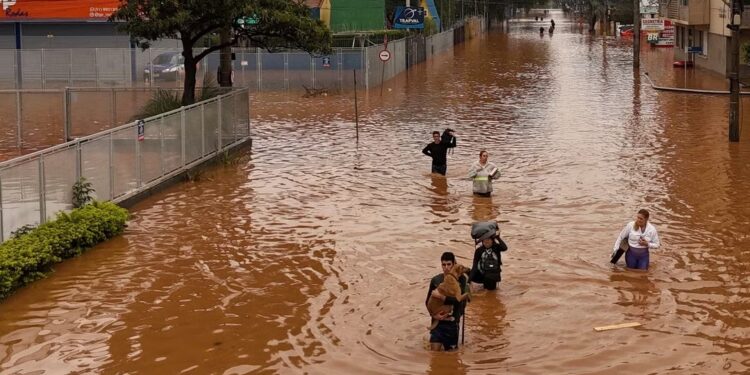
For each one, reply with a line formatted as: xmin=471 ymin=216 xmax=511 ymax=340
xmin=379 ymin=50 xmax=391 ymax=62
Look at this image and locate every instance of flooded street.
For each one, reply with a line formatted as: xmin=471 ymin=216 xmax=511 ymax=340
xmin=2 ymin=17 xmax=750 ymax=374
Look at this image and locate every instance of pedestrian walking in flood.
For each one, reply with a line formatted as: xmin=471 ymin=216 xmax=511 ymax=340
xmin=611 ymin=209 xmax=661 ymax=270
xmin=470 ymin=221 xmax=508 ymax=290
xmin=422 ymin=129 xmax=456 ymax=176
xmin=468 ymin=150 xmax=501 ymax=196
xmin=426 ymin=252 xmax=469 ymax=351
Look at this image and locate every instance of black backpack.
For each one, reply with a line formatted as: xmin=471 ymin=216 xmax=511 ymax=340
xmin=479 ymin=248 xmax=501 ymax=282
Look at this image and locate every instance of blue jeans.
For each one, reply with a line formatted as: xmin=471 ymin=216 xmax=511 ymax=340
xmin=625 ymin=247 xmax=649 ymax=270
xmin=432 ymin=164 xmax=447 ymax=175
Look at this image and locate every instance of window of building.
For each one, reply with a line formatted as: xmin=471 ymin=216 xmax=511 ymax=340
xmin=681 ymin=0 xmax=688 ymax=6
xmin=677 ymin=26 xmax=682 ymax=48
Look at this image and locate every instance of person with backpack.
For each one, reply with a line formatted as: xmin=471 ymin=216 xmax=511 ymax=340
xmin=469 ymin=222 xmax=508 ymax=290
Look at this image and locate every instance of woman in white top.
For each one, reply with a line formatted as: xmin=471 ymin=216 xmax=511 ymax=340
xmin=468 ymin=150 xmax=501 ymax=196
xmin=613 ymin=209 xmax=660 ymax=269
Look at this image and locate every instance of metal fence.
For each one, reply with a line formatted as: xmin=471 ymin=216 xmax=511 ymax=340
xmin=0 ymin=88 xmax=250 ymax=241
xmin=0 ymin=20 xmax=482 ymax=92
xmin=0 ymin=47 xmax=367 ymax=92
xmin=0 ymin=87 xmax=187 ymax=152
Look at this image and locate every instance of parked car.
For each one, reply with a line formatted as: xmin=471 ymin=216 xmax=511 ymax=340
xmin=144 ymin=52 xmax=185 ymax=82
xmin=619 ymin=25 xmax=634 ymax=37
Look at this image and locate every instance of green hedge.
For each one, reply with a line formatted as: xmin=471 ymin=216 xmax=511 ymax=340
xmin=0 ymin=201 xmax=129 ymax=300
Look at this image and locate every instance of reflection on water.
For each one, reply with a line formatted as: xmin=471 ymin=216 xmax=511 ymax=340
xmin=2 ymin=12 xmax=750 ymax=374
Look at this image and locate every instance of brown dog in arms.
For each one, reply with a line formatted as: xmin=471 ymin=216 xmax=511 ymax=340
xmin=426 ymin=264 xmax=470 ymax=330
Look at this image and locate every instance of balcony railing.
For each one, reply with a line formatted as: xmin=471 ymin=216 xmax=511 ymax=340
xmin=664 ymin=0 xmax=709 ymax=25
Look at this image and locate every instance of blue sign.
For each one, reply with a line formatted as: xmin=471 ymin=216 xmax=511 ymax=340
xmin=687 ymin=46 xmax=702 ymax=54
xmin=394 ymin=6 xmax=425 ymax=29
xmin=137 ymin=120 xmax=145 ymax=141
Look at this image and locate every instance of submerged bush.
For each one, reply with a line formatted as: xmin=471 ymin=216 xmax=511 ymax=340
xmin=0 ymin=201 xmax=129 ymax=300
xmin=132 ymin=76 xmax=229 ymax=121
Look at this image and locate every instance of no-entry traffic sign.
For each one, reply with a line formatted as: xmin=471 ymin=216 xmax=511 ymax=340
xmin=379 ymin=50 xmax=391 ymax=62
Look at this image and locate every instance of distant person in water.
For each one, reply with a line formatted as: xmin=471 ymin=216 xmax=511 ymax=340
xmin=551 ymin=19 xmax=556 ymax=28
xmin=539 ymin=27 xmax=544 ymax=35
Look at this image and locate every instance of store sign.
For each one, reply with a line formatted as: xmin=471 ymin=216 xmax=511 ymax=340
xmin=393 ymin=6 xmax=425 ymax=29
xmin=641 ymin=18 xmax=665 ymax=31
xmin=1 ymin=0 xmax=120 ymax=19
xmin=640 ymin=5 xmax=659 ymax=14
xmin=655 ymin=20 xmax=675 ymax=47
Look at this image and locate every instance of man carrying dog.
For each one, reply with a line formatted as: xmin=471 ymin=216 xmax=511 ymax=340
xmin=425 ymin=251 xmax=469 ymax=351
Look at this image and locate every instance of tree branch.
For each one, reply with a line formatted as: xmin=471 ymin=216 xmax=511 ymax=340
xmin=195 ymin=39 xmax=238 ymax=62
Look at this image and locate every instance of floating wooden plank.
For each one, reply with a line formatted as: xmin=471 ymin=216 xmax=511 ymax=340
xmin=593 ymin=322 xmax=642 ymax=332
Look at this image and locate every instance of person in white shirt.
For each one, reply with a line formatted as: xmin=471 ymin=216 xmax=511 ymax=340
xmin=468 ymin=150 xmax=501 ymax=196
xmin=613 ymin=209 xmax=660 ymax=269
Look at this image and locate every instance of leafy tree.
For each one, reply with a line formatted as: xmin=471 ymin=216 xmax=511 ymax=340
xmin=112 ymin=0 xmax=332 ymax=105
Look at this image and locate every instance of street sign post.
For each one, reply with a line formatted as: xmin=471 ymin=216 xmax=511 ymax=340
xmin=379 ymin=50 xmax=391 ymax=62
xmin=137 ymin=120 xmax=145 ymax=141
xmin=234 ymin=15 xmax=259 ymax=29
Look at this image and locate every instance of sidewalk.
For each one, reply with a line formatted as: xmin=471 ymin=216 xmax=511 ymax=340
xmin=640 ymin=47 xmax=749 ymax=92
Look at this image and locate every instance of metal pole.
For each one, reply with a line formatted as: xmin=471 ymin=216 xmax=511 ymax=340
xmin=95 ymin=48 xmax=100 ymax=88
xmin=39 ymin=155 xmax=46 ymax=224
xmin=68 ymin=49 xmax=73 ymax=85
xmin=181 ymin=109 xmax=186 ymax=166
xmin=201 ymin=104 xmax=205 ymax=157
xmin=633 ymin=0 xmax=640 ymax=69
xmin=0 ymin=175 xmax=4 ymax=242
xmin=353 ymin=70 xmax=359 ymax=143
xmin=135 ymin=125 xmax=141 ymax=188
xmin=62 ymin=87 xmax=69 ymax=142
xmin=217 ymin=99 xmax=223 ymax=152
xmin=16 ymin=90 xmax=22 ymax=148
xmin=729 ymin=2 xmax=741 ymax=141
xmin=75 ymin=140 xmax=82 ymax=182
xmin=111 ymin=88 xmax=117 ymax=127
xmin=160 ymin=117 xmax=165 ymax=175
xmin=109 ymin=132 xmax=114 ymax=200
xmin=257 ymin=48 xmax=262 ymax=92
xmin=41 ymin=49 xmax=46 ymax=89
xmin=284 ymin=52 xmax=290 ymax=91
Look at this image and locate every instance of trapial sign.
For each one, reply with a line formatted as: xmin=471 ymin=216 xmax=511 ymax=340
xmin=379 ymin=50 xmax=391 ymax=62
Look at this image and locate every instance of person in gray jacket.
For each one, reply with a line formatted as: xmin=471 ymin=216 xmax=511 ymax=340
xmin=468 ymin=150 xmax=501 ymax=196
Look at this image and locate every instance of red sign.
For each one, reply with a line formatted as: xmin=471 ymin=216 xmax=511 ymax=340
xmin=379 ymin=50 xmax=391 ymax=62
xmin=1 ymin=1 xmax=120 ymax=20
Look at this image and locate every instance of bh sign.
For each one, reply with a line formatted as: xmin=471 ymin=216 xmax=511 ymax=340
xmin=393 ymin=6 xmax=425 ymax=29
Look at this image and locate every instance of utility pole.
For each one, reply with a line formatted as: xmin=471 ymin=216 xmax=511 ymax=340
xmin=728 ymin=0 xmax=742 ymax=142
xmin=633 ymin=0 xmax=640 ymax=69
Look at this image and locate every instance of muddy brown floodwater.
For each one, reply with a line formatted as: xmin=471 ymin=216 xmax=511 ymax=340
xmin=2 ymin=15 xmax=750 ymax=374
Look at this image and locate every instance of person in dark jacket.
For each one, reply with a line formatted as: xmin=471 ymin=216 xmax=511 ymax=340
xmin=426 ymin=251 xmax=469 ymax=351
xmin=470 ymin=234 xmax=508 ymax=290
xmin=422 ymin=129 xmax=456 ymax=176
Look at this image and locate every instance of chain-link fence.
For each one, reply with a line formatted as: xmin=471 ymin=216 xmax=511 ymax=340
xmin=0 ymin=20 xmax=481 ymax=92
xmin=0 ymin=88 xmax=250 ymax=241
xmin=0 ymin=87 xmax=189 ymax=155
